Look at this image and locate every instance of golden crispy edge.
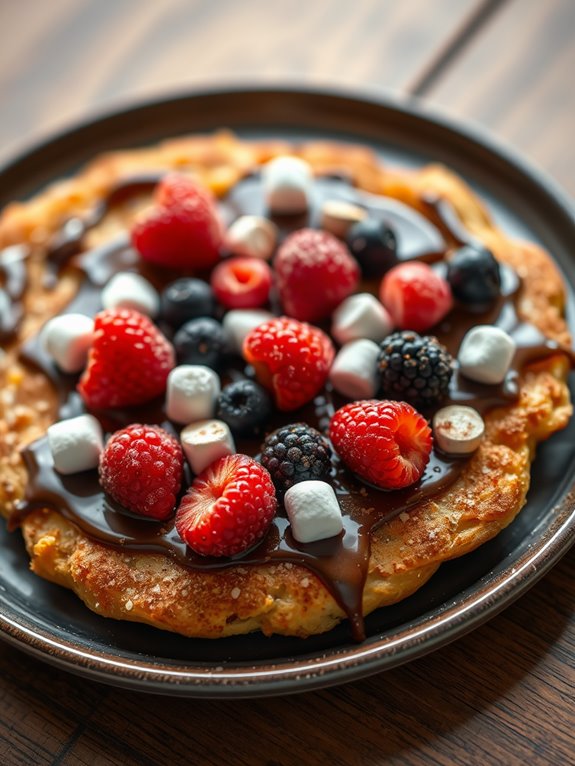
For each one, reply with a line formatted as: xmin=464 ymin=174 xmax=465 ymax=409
xmin=0 ymin=132 xmax=572 ymax=638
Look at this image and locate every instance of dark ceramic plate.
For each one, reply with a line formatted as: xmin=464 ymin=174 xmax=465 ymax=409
xmin=1 ymin=86 xmax=574 ymax=698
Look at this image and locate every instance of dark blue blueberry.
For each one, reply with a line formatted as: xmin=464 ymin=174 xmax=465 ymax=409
xmin=446 ymin=245 xmax=501 ymax=309
xmin=161 ymin=278 xmax=215 ymax=329
xmin=345 ymin=218 xmax=397 ymax=277
xmin=216 ymin=380 xmax=272 ymax=436
xmin=173 ymin=317 xmax=226 ymax=369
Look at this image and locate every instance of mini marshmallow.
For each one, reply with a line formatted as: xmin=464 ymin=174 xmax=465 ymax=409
xmin=284 ymin=481 xmax=343 ymax=543
xmin=226 ymin=215 xmax=278 ymax=260
xmin=101 ymin=271 xmax=160 ymax=317
xmin=458 ymin=325 xmax=516 ymax=384
xmin=47 ymin=414 xmax=103 ymax=475
xmin=433 ymin=405 xmax=485 ymax=456
xmin=41 ymin=313 xmax=94 ymax=373
xmin=329 ymin=339 xmax=380 ymax=399
xmin=166 ymin=365 xmax=220 ymax=424
xmin=331 ymin=293 xmax=393 ymax=345
xmin=181 ymin=419 xmax=236 ymax=475
xmin=320 ymin=199 xmax=367 ymax=239
xmin=222 ymin=309 xmax=273 ymax=354
xmin=263 ymin=156 xmax=312 ymax=214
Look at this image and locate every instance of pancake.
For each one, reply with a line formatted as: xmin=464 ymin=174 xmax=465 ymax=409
xmin=0 ymin=132 xmax=572 ymax=639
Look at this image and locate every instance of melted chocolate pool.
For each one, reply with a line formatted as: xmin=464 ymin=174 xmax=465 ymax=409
xmin=10 ymin=171 xmax=575 ymax=641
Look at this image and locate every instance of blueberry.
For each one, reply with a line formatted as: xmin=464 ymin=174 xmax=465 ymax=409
xmin=345 ymin=218 xmax=397 ymax=277
xmin=446 ymin=245 xmax=501 ymax=308
xmin=161 ymin=278 xmax=215 ymax=329
xmin=216 ymin=380 xmax=272 ymax=435
xmin=173 ymin=317 xmax=226 ymax=369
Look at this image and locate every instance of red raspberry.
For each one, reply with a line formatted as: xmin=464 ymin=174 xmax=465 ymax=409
xmin=329 ymin=399 xmax=432 ymax=490
xmin=243 ymin=316 xmax=335 ymax=411
xmin=175 ymin=454 xmax=277 ymax=557
xmin=99 ymin=424 xmax=184 ymax=520
xmin=275 ymin=228 xmax=360 ymax=322
xmin=211 ymin=256 xmax=272 ymax=309
xmin=131 ymin=174 xmax=224 ymax=270
xmin=379 ymin=261 xmax=452 ymax=332
xmin=78 ymin=308 xmax=175 ymax=409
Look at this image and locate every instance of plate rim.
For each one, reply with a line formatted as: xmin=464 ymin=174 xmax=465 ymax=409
xmin=1 ymin=83 xmax=574 ymax=698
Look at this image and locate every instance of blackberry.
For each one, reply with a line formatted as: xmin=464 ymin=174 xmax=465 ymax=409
xmin=260 ymin=423 xmax=332 ymax=492
xmin=377 ymin=331 xmax=453 ymax=407
xmin=173 ymin=317 xmax=226 ymax=369
xmin=216 ymin=380 xmax=272 ymax=436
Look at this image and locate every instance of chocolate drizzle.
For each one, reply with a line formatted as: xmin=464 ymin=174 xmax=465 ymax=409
xmin=10 ymin=171 xmax=575 ymax=641
xmin=0 ymin=244 xmax=29 ymax=341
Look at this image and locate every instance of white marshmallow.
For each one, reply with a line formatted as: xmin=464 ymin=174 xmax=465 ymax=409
xmin=101 ymin=271 xmax=160 ymax=317
xmin=181 ymin=419 xmax=236 ymax=475
xmin=226 ymin=216 xmax=278 ymax=261
xmin=222 ymin=309 xmax=273 ymax=354
xmin=166 ymin=365 xmax=220 ymax=424
xmin=458 ymin=325 xmax=516 ymax=384
xmin=47 ymin=414 xmax=103 ymax=475
xmin=41 ymin=313 xmax=94 ymax=374
xmin=320 ymin=199 xmax=367 ymax=239
xmin=263 ymin=156 xmax=312 ymax=214
xmin=284 ymin=481 xmax=343 ymax=543
xmin=329 ymin=339 xmax=380 ymax=399
xmin=433 ymin=405 xmax=485 ymax=456
xmin=331 ymin=293 xmax=393 ymax=345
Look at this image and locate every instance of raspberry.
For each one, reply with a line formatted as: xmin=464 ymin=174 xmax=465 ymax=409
xmin=260 ymin=423 xmax=332 ymax=492
xmin=99 ymin=424 xmax=184 ymax=520
xmin=377 ymin=331 xmax=453 ymax=407
xmin=379 ymin=261 xmax=452 ymax=332
xmin=329 ymin=399 xmax=432 ymax=490
xmin=211 ymin=256 xmax=272 ymax=309
xmin=131 ymin=174 xmax=224 ymax=270
xmin=78 ymin=308 xmax=175 ymax=409
xmin=275 ymin=228 xmax=359 ymax=322
xmin=175 ymin=454 xmax=277 ymax=557
xmin=243 ymin=316 xmax=335 ymax=411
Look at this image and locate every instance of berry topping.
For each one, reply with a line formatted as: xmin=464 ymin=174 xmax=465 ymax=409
xmin=379 ymin=261 xmax=452 ymax=332
xmin=211 ymin=256 xmax=272 ymax=309
xmin=216 ymin=379 xmax=272 ymax=436
xmin=160 ymin=278 xmax=216 ymax=329
xmin=329 ymin=399 xmax=432 ymax=490
xmin=78 ymin=308 xmax=175 ymax=409
xmin=377 ymin=330 xmax=453 ymax=407
xmin=173 ymin=317 xmax=227 ymax=369
xmin=346 ymin=218 xmax=398 ymax=277
xmin=131 ymin=174 xmax=224 ymax=270
xmin=175 ymin=454 xmax=277 ymax=557
xmin=99 ymin=424 xmax=184 ymax=520
xmin=243 ymin=316 xmax=335 ymax=411
xmin=260 ymin=423 xmax=333 ymax=493
xmin=275 ymin=229 xmax=360 ymax=322
xmin=446 ymin=244 xmax=502 ymax=309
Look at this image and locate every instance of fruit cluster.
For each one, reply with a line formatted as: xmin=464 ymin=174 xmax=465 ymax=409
xmin=43 ymin=161 xmax=511 ymax=557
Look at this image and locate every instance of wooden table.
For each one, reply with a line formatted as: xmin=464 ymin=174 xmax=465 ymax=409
xmin=1 ymin=1 xmax=574 ymax=764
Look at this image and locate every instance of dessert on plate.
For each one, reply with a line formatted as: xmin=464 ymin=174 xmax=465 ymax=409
xmin=0 ymin=131 xmax=572 ymax=640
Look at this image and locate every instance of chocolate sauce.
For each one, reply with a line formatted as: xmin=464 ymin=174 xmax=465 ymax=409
xmin=45 ymin=175 xmax=161 ymax=278
xmin=0 ymin=245 xmax=29 ymax=342
xmin=11 ymin=171 xmax=575 ymax=641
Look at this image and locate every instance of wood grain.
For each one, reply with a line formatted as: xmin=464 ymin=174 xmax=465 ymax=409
xmin=424 ymin=0 xmax=575 ymax=195
xmin=0 ymin=0 xmax=477 ymax=166
xmin=1 ymin=1 xmax=575 ymax=764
